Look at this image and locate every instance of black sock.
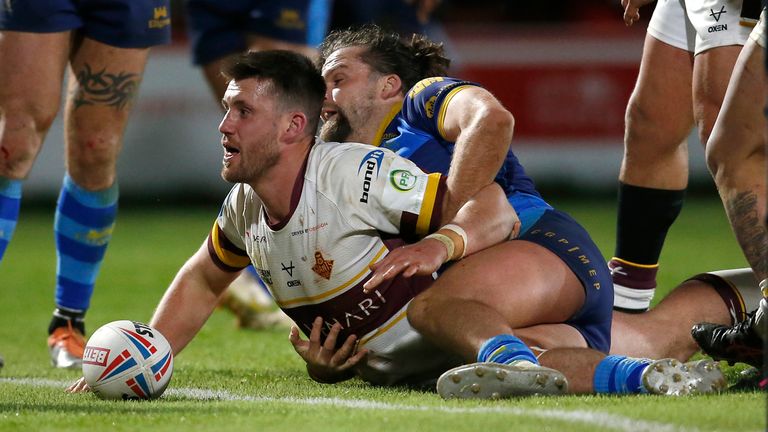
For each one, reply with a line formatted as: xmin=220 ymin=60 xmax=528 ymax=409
xmin=614 ymin=182 xmax=685 ymax=264
xmin=48 ymin=307 xmax=86 ymax=335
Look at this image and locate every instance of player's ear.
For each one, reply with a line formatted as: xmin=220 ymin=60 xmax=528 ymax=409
xmin=284 ymin=111 xmax=308 ymax=140
xmin=381 ymin=74 xmax=404 ymax=99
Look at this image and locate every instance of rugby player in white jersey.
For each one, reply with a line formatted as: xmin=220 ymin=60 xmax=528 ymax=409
xmin=67 ymin=50 xmax=731 ymax=398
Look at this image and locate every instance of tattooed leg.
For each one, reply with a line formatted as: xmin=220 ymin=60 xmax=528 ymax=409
xmin=71 ymin=63 xmax=140 ymax=111
xmin=64 ymin=38 xmax=150 ymax=190
xmin=724 ymin=191 xmax=768 ymax=280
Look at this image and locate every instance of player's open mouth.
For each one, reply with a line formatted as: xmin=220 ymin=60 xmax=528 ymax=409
xmin=321 ymin=108 xmax=337 ymax=121
xmin=223 ymin=144 xmax=240 ymax=162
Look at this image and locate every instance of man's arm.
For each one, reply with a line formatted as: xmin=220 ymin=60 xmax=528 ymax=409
xmin=364 ymin=182 xmax=517 ymax=291
xmin=439 ymin=86 xmax=514 ymax=221
xmin=67 ymin=239 xmax=241 ymax=393
xmin=150 ymin=240 xmax=241 ymax=354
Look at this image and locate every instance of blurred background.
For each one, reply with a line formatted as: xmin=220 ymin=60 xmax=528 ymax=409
xmin=22 ymin=0 xmax=708 ymax=204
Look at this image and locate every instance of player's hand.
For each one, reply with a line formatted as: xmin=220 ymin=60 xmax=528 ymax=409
xmin=363 ymin=238 xmax=446 ymax=293
xmin=289 ymin=317 xmax=368 ymax=383
xmin=66 ymin=377 xmax=91 ymax=393
xmin=621 ymin=0 xmax=655 ymax=26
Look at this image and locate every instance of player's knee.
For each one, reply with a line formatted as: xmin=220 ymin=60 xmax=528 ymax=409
xmin=705 ymin=129 xmax=761 ymax=181
xmin=406 ymin=292 xmax=432 ymax=333
xmin=704 ymin=135 xmax=727 ymax=178
xmin=624 ymin=99 xmax=688 ymax=150
xmin=0 ymin=106 xmax=56 ymax=179
xmin=1 ymin=97 xmax=60 ymax=135
xmin=70 ymin=131 xmax=121 ymax=164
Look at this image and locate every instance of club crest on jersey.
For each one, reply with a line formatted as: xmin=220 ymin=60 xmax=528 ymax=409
xmin=389 ymin=169 xmax=417 ymax=191
xmin=311 ymin=251 xmax=334 ymax=280
xmin=358 ymin=150 xmax=385 ymax=203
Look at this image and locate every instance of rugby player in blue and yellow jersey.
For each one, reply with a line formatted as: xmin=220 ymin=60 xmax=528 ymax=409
xmin=316 ymin=25 xmax=761 ymax=395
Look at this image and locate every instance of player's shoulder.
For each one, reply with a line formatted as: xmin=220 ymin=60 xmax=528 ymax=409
xmin=222 ymin=182 xmax=261 ymax=212
xmin=406 ymin=76 xmax=479 ymax=100
xmin=311 ymin=140 xmax=395 ymax=167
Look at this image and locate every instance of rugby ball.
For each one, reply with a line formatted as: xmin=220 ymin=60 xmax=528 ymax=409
xmin=82 ymin=320 xmax=174 ymax=400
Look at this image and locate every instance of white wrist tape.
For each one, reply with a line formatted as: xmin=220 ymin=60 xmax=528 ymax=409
xmin=424 ymin=232 xmax=455 ymax=263
xmin=441 ymin=224 xmax=468 ymax=259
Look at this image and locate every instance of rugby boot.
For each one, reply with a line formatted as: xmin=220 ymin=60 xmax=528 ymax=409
xmin=436 ymin=361 xmax=568 ymax=399
xmin=641 ymin=358 xmax=726 ymax=395
xmin=691 ymin=312 xmax=764 ymax=369
xmin=47 ymin=320 xmax=85 ymax=369
xmin=220 ymin=270 xmax=294 ymax=330
xmin=727 ymin=367 xmax=767 ymax=392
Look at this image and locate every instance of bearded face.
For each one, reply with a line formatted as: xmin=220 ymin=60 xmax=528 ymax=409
xmin=319 ymin=106 xmax=353 ymax=142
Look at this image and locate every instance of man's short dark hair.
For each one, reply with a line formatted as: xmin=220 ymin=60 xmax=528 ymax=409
xmin=318 ymin=24 xmax=450 ymax=93
xmin=221 ymin=50 xmax=326 ymax=135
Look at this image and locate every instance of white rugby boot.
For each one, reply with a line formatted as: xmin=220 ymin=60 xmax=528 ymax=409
xmin=641 ymin=358 xmax=727 ymax=395
xmin=436 ymin=361 xmax=568 ymax=400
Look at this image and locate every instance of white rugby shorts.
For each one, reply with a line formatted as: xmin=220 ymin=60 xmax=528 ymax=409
xmin=648 ymin=0 xmax=754 ymax=54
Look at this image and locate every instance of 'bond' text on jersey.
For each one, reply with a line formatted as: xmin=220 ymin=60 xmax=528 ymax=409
xmin=357 ymin=150 xmax=385 ymax=203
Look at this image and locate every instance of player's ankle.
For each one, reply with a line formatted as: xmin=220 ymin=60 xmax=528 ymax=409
xmin=609 ymin=258 xmax=658 ymax=311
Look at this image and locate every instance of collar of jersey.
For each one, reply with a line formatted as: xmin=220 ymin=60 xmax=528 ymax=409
xmin=372 ymin=102 xmax=403 ymax=147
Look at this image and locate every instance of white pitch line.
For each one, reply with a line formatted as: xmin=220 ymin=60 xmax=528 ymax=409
xmin=0 ymin=377 xmax=706 ymax=432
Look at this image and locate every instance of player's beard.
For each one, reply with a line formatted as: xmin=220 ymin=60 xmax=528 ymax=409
xmin=319 ymin=112 xmax=352 ymax=143
xmin=221 ymin=135 xmax=280 ymax=184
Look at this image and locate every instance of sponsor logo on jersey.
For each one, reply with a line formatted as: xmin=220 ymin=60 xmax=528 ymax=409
xmin=290 ymin=222 xmax=329 ymax=236
xmin=300 ymin=289 xmax=388 ymax=335
xmin=357 ymin=150 xmax=385 ymax=203
xmin=311 ymin=251 xmax=334 ymax=280
xmin=256 ymin=268 xmax=273 ymax=285
xmin=389 ymin=169 xmax=417 ymax=191
xmin=425 ymin=96 xmax=437 ymax=118
xmin=149 ymin=6 xmax=171 ymax=29
xmin=281 ymin=261 xmax=295 ymax=276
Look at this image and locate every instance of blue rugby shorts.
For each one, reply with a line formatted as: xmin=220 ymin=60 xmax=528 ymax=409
xmin=186 ymin=0 xmax=331 ymax=65
xmin=518 ymin=209 xmax=614 ymax=353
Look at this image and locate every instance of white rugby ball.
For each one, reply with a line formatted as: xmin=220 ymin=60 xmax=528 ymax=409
xmin=82 ymin=320 xmax=174 ymax=400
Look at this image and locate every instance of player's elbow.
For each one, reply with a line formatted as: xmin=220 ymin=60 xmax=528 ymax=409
xmin=479 ymin=105 xmax=514 ymax=147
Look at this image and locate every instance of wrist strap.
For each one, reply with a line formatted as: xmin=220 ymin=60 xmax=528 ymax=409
xmin=424 ymin=232 xmax=455 ymax=263
xmin=442 ymin=224 xmax=468 ymax=259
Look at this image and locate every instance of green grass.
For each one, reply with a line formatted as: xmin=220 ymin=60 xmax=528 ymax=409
xmin=0 ymin=195 xmax=764 ymax=432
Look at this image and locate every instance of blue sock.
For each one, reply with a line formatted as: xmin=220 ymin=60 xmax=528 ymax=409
xmin=477 ymin=334 xmax=539 ymax=365
xmin=593 ymin=355 xmax=652 ymax=394
xmin=54 ymin=175 xmax=118 ymax=311
xmin=0 ymin=177 xmax=22 ymax=261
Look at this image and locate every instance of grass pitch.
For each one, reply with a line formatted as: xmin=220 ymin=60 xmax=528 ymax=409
xmin=0 ymin=194 xmax=765 ymax=432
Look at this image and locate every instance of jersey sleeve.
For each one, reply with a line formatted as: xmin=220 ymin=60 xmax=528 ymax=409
xmin=320 ymin=143 xmax=446 ymax=241
xmin=207 ymin=184 xmax=252 ymax=272
xmin=402 ymin=77 xmax=480 ymax=141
